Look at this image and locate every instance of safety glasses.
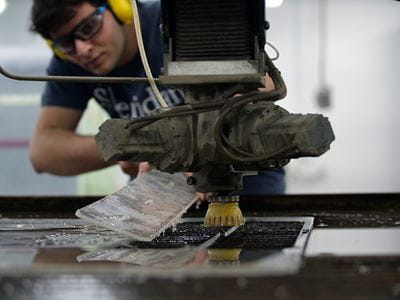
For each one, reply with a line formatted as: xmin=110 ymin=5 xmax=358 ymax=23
xmin=52 ymin=5 xmax=107 ymax=55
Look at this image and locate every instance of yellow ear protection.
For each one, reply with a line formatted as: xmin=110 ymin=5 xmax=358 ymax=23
xmin=108 ymin=0 xmax=133 ymax=25
xmin=45 ymin=0 xmax=133 ymax=59
xmin=45 ymin=39 xmax=68 ymax=60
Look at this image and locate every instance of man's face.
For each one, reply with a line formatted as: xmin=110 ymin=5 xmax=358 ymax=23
xmin=50 ymin=2 xmax=135 ymax=75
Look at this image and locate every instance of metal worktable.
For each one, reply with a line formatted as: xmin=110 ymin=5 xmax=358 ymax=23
xmin=0 ymin=193 xmax=399 ymax=300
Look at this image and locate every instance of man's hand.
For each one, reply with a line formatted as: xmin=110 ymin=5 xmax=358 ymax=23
xmin=194 ymin=192 xmax=210 ymax=202
xmin=118 ymin=161 xmax=151 ymax=177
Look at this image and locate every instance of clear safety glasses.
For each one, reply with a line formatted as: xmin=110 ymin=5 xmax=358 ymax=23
xmin=52 ymin=5 xmax=106 ymax=55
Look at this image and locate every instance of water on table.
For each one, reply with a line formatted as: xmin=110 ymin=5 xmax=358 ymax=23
xmin=0 ymin=217 xmax=312 ymax=276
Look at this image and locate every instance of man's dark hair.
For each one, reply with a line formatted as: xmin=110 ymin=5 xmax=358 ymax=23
xmin=30 ymin=0 xmax=105 ymax=39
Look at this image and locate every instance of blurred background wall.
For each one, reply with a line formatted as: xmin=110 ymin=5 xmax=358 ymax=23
xmin=0 ymin=0 xmax=399 ymax=195
xmin=266 ymin=0 xmax=400 ymax=193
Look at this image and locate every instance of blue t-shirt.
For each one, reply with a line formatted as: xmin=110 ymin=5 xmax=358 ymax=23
xmin=41 ymin=0 xmax=285 ymax=195
xmin=42 ymin=0 xmax=184 ymax=118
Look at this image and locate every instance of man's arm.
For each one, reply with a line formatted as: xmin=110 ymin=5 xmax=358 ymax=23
xmin=29 ymin=106 xmax=114 ymax=176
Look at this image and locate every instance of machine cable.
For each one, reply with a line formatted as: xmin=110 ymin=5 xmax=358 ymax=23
xmin=129 ymin=0 xmax=169 ymax=108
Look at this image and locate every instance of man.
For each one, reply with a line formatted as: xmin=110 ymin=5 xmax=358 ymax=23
xmin=29 ymin=0 xmax=285 ymax=195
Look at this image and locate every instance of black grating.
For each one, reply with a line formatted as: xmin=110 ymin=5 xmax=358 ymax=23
xmin=130 ymin=221 xmax=304 ymax=249
xmin=173 ymin=0 xmax=252 ymax=61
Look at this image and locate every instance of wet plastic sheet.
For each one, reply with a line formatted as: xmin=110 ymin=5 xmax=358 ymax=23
xmin=76 ymin=170 xmax=197 ymax=241
xmin=76 ymin=232 xmax=221 ymax=269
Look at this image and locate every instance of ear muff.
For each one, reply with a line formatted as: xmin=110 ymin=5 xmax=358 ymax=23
xmin=107 ymin=0 xmax=133 ymax=25
xmin=45 ymin=39 xmax=68 ymax=60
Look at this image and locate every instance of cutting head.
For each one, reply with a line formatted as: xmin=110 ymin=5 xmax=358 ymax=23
xmin=204 ymin=196 xmax=245 ymax=227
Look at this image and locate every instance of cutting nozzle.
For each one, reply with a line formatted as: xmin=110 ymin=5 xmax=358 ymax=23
xmin=204 ymin=196 xmax=245 ymax=227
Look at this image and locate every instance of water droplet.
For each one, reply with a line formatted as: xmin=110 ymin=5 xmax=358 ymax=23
xmin=236 ymin=277 xmax=248 ymax=289
xmin=172 ymin=275 xmax=185 ymax=283
xmin=358 ymin=265 xmax=369 ymax=274
xmin=145 ymin=200 xmax=154 ymax=206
